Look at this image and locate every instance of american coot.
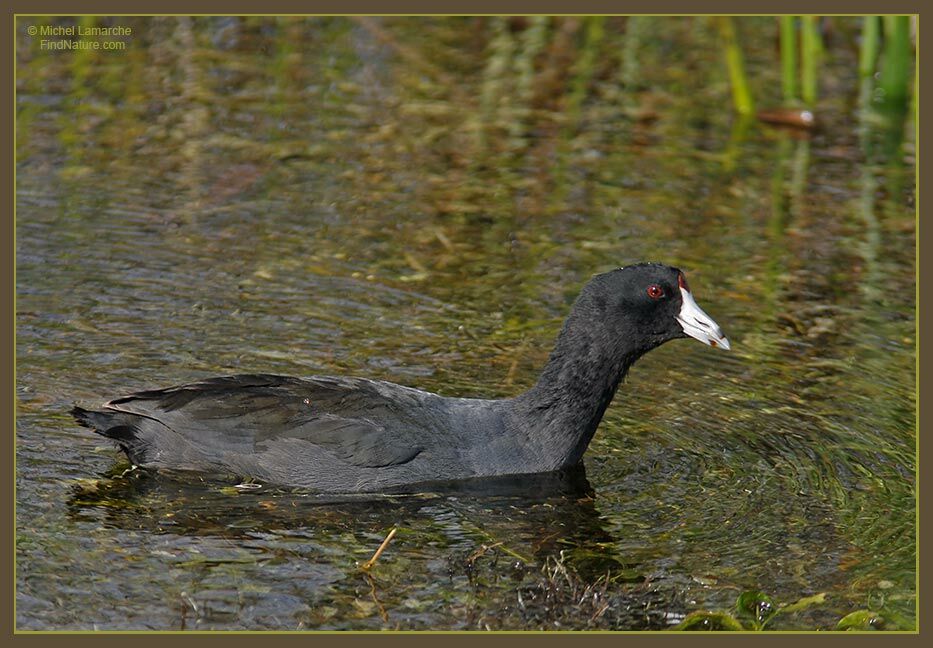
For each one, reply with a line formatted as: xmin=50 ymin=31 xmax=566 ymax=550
xmin=72 ymin=263 xmax=729 ymax=493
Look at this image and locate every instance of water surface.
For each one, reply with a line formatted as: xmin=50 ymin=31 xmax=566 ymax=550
xmin=16 ymin=16 xmax=915 ymax=630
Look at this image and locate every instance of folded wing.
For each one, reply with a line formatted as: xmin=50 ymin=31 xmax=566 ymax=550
xmin=99 ymin=374 xmax=424 ymax=468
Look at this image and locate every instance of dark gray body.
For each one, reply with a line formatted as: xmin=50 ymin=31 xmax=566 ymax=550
xmin=72 ymin=372 xmax=614 ymax=492
xmin=72 ymin=264 xmax=726 ymax=493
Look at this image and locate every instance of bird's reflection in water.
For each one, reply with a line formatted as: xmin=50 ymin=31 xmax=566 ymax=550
xmin=68 ymin=463 xmax=627 ymax=573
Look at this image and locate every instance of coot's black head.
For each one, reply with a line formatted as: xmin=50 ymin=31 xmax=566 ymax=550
xmin=579 ymin=263 xmax=730 ymax=353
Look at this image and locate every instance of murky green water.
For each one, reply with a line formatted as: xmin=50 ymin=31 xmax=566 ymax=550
xmin=16 ymin=17 xmax=915 ymax=631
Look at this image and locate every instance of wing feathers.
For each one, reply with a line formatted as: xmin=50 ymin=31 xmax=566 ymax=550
xmin=99 ymin=374 xmax=426 ymax=469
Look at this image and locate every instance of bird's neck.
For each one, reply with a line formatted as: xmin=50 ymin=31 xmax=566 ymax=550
xmin=511 ymin=313 xmax=647 ymax=469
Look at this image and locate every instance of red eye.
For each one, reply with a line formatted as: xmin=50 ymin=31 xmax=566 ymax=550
xmin=647 ymin=284 xmax=664 ymax=300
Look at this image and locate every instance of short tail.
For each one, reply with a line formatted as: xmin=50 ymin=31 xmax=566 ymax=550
xmin=71 ymin=405 xmax=146 ymax=462
xmin=71 ymin=405 xmax=112 ymax=432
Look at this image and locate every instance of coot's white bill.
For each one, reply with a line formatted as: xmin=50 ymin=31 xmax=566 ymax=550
xmin=677 ymin=287 xmax=730 ymax=350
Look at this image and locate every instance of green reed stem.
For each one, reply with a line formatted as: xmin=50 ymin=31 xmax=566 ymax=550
xmin=859 ymin=16 xmax=881 ymax=78
xmin=780 ymin=17 xmax=798 ymax=102
xmin=718 ymin=17 xmax=754 ymax=116
xmin=800 ymin=16 xmax=821 ymax=106
xmin=880 ymin=16 xmax=912 ymax=107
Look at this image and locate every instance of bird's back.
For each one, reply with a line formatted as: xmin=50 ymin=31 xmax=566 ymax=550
xmin=73 ymin=373 xmax=484 ymax=491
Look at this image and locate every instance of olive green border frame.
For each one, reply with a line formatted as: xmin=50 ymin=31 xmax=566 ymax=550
xmin=3 ymin=0 xmax=925 ymax=645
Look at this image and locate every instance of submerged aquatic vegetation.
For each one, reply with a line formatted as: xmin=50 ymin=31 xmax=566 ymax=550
xmin=16 ymin=15 xmax=915 ymax=631
xmin=674 ymin=590 xmax=908 ymax=632
xmin=445 ymin=547 xmax=687 ymax=631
